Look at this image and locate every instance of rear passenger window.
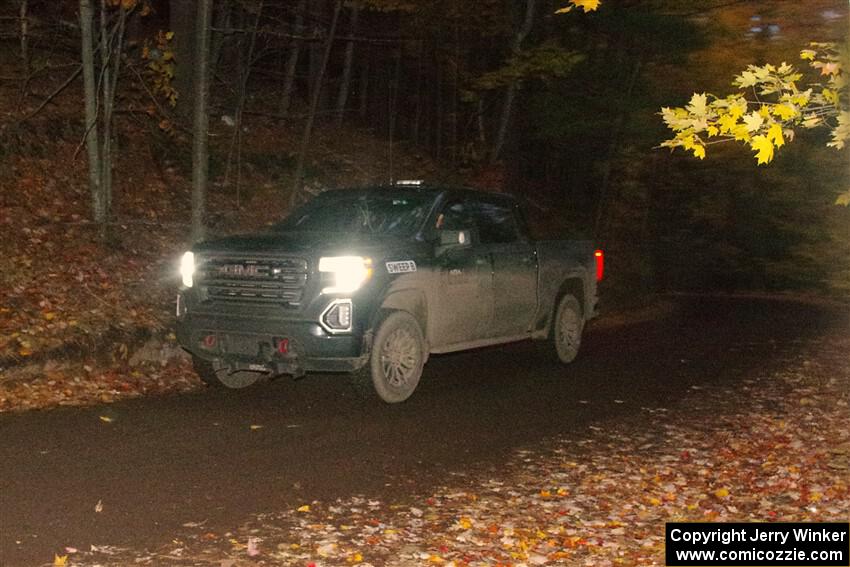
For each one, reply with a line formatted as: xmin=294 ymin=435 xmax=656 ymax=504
xmin=467 ymin=199 xmax=521 ymax=244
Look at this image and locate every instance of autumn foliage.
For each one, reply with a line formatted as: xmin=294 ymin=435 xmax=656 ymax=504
xmin=661 ymin=43 xmax=848 ymax=204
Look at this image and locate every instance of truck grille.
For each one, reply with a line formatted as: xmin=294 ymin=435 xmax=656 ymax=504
xmin=198 ymin=256 xmax=309 ymax=307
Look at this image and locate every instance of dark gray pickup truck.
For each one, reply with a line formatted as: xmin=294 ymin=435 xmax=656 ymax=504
xmin=176 ymin=184 xmax=603 ymax=403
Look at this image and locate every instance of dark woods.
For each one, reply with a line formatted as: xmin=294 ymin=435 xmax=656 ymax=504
xmin=2 ymin=0 xmax=848 ymax=297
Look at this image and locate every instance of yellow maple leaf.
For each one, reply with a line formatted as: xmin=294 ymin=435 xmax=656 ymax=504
xmin=732 ymin=124 xmax=751 ymax=142
xmin=556 ymin=0 xmax=600 ymax=13
xmin=717 ymin=113 xmax=739 ymax=134
xmin=800 ymin=49 xmax=816 ymax=61
xmin=573 ymin=0 xmax=601 ymax=11
xmin=687 ymin=93 xmax=708 ymax=117
xmin=767 ymin=123 xmax=784 ymax=148
xmin=53 ymin=555 xmax=68 ymax=567
xmin=750 ymin=136 xmax=774 ymax=165
xmin=743 ymin=111 xmax=764 ymax=132
xmin=836 ymin=190 xmax=850 ymax=206
xmin=714 ymin=487 xmax=730 ymax=499
xmin=772 ymin=104 xmax=797 ymax=121
xmin=692 ymin=144 xmax=706 ymax=160
xmin=297 ymin=505 xmax=310 ymax=512
xmin=822 ymin=88 xmax=839 ymax=105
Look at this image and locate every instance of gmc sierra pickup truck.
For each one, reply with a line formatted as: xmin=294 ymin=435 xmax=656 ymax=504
xmin=176 ymin=184 xmax=603 ymax=403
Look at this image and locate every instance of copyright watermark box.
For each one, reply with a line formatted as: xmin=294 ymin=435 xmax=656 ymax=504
xmin=665 ymin=522 xmax=849 ymax=566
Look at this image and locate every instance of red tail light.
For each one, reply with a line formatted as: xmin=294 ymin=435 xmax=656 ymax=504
xmin=594 ymin=250 xmax=604 ymax=282
xmin=275 ymin=337 xmax=290 ymax=354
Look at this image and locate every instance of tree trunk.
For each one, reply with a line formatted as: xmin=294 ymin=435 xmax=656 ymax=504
xmin=289 ymin=0 xmax=342 ymax=209
xmin=358 ymin=50 xmax=369 ymax=119
xmin=308 ymin=0 xmax=329 ymax=112
xmin=490 ymin=0 xmax=536 ymax=164
xmin=434 ymin=49 xmax=442 ymax=160
xmin=171 ymin=0 xmax=196 ymax=117
xmin=19 ymin=0 xmax=29 ymax=73
xmin=594 ymin=53 xmax=643 ymax=241
xmin=79 ymin=0 xmax=103 ymax=227
xmin=279 ymin=0 xmax=306 ymax=115
xmin=412 ymin=40 xmax=422 ymax=144
xmin=99 ymin=0 xmax=125 ymax=223
xmin=210 ymin=0 xmax=232 ymax=78
xmin=225 ymin=0 xmax=263 ymax=202
xmin=451 ymin=15 xmax=459 ymax=164
xmin=191 ymin=0 xmax=213 ymax=243
xmin=388 ymin=48 xmax=401 ymax=180
xmin=334 ymin=5 xmax=359 ymax=127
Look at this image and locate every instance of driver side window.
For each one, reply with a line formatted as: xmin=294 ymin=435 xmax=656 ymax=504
xmin=436 ymin=199 xmax=471 ymax=232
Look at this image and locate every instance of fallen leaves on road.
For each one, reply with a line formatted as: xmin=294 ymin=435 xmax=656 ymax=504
xmin=0 ymin=357 xmax=201 ymax=413
xmin=63 ymin=334 xmax=850 ymax=566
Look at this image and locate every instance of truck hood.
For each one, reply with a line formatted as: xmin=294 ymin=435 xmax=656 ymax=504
xmin=194 ymin=231 xmax=411 ymax=257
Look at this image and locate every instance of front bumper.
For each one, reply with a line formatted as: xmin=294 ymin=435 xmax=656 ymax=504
xmin=176 ymin=309 xmax=370 ymax=376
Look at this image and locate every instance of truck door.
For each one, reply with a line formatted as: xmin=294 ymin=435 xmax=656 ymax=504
xmin=467 ymin=198 xmax=537 ymax=338
xmin=431 ymin=200 xmax=494 ymax=347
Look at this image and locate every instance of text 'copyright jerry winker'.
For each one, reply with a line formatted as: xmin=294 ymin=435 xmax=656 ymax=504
xmin=665 ymin=522 xmax=849 ymax=566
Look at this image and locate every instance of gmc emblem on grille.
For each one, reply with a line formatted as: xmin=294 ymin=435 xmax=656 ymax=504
xmin=218 ymin=264 xmax=261 ymax=277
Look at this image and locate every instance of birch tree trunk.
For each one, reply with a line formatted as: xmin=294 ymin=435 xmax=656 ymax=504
xmin=191 ymin=0 xmax=213 ymax=242
xmin=79 ymin=0 xmax=103 ymax=227
xmin=490 ymin=0 xmax=536 ymax=164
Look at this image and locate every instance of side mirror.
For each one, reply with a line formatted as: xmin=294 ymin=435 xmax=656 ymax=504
xmin=437 ymin=229 xmax=472 ymax=254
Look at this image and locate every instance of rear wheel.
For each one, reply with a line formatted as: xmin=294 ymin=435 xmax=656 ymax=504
xmin=370 ymin=311 xmax=425 ymax=403
xmin=552 ymin=294 xmax=584 ymax=364
xmin=192 ymin=357 xmax=262 ymax=389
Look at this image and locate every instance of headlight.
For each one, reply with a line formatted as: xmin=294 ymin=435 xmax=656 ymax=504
xmin=318 ymin=256 xmax=372 ymax=294
xmin=180 ymin=251 xmax=195 ymax=287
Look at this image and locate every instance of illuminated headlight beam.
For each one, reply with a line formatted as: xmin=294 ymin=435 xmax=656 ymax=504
xmin=318 ymin=256 xmax=372 ymax=294
xmin=180 ymin=251 xmax=195 ymax=288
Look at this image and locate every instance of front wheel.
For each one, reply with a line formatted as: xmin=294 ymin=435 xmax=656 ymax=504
xmin=552 ymin=294 xmax=584 ymax=364
xmin=369 ymin=311 xmax=425 ymax=403
xmin=193 ymin=357 xmax=263 ymax=389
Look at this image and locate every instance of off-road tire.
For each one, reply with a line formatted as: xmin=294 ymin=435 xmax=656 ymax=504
xmin=369 ymin=311 xmax=425 ymax=403
xmin=552 ymin=294 xmax=584 ymax=364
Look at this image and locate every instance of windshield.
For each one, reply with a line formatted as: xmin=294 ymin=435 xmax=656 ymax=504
xmin=276 ymin=193 xmax=432 ymax=237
